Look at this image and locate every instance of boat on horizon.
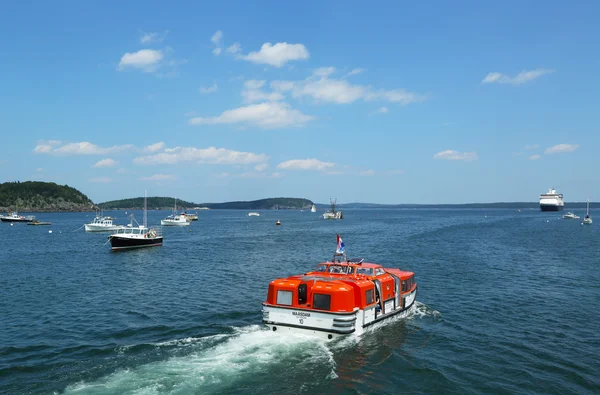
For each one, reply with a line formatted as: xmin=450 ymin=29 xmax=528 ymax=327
xmin=583 ymin=197 xmax=592 ymax=225
xmin=322 ymin=198 xmax=343 ymax=220
xmin=262 ymin=235 xmax=417 ymax=340
xmin=311 ymin=204 xmax=317 ymax=213
xmin=0 ymin=200 xmax=35 ymax=222
xmin=108 ymin=192 xmax=163 ymax=251
xmin=248 ymin=212 xmax=260 ymax=217
xmin=540 ymin=188 xmax=564 ymax=212
xmin=161 ymin=198 xmax=190 ymax=226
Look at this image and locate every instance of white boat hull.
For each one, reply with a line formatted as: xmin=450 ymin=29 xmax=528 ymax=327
xmin=85 ymin=224 xmax=125 ymax=232
xmin=160 ymin=220 xmax=190 ymax=226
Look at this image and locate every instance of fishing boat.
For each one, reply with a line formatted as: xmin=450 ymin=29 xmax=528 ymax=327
xmin=248 ymin=212 xmax=260 ymax=217
xmin=85 ymin=216 xmax=125 ymax=232
xmin=311 ymin=204 xmax=317 ymax=213
xmin=0 ymin=200 xmax=35 ymax=222
xmin=160 ymin=198 xmax=190 ymax=226
xmin=322 ymin=198 xmax=343 ymax=220
xmin=563 ymin=212 xmax=580 ymax=219
xmin=262 ymin=235 xmax=417 ymax=340
xmin=108 ymin=192 xmax=163 ymax=251
xmin=583 ymin=197 xmax=592 ymax=225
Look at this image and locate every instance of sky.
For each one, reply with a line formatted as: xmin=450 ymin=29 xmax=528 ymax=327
xmin=1 ymin=1 xmax=598 ymax=204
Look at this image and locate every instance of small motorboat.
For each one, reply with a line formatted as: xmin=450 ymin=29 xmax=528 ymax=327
xmin=161 ymin=198 xmax=191 ymax=226
xmin=85 ymin=216 xmax=125 ymax=232
xmin=563 ymin=212 xmax=580 ymax=219
xmin=0 ymin=212 xmax=35 ymax=223
xmin=248 ymin=212 xmax=260 ymax=217
xmin=262 ymin=235 xmax=417 ymax=340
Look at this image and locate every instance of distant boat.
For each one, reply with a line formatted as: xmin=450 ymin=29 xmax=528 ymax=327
xmin=27 ymin=220 xmax=52 ymax=226
xmin=161 ymin=198 xmax=190 ymax=226
xmin=276 ymin=219 xmax=281 ymax=226
xmin=563 ymin=212 xmax=580 ymax=219
xmin=540 ymin=188 xmax=564 ymax=211
xmin=311 ymin=204 xmax=317 ymax=213
xmin=322 ymin=198 xmax=343 ymax=220
xmin=0 ymin=200 xmax=35 ymax=222
xmin=85 ymin=216 xmax=125 ymax=232
xmin=108 ymin=191 xmax=163 ymax=251
xmin=583 ymin=197 xmax=592 ymax=225
xmin=184 ymin=212 xmax=198 ymax=221
xmin=248 ymin=212 xmax=260 ymax=217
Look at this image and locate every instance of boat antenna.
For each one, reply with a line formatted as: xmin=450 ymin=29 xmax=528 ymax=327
xmin=144 ymin=190 xmax=147 ymax=227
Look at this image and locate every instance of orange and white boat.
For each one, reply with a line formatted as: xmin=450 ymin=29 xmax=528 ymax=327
xmin=262 ymin=235 xmax=417 ymax=340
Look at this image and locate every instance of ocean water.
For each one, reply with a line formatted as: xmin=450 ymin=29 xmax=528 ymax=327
xmin=0 ymin=209 xmax=599 ymax=394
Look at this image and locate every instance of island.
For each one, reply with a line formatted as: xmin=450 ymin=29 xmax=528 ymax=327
xmin=0 ymin=181 xmax=94 ymax=212
xmin=99 ymin=197 xmax=314 ymax=210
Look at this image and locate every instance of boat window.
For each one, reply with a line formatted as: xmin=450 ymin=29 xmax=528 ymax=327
xmin=365 ymin=289 xmax=374 ymax=304
xmin=133 ymin=229 xmax=141 ymax=234
xmin=298 ymin=284 xmax=307 ymax=304
xmin=329 ymin=265 xmax=344 ymax=274
xmin=276 ymin=290 xmax=293 ymax=306
xmin=402 ymin=280 xmax=407 ymax=292
xmin=313 ymin=293 xmax=331 ymax=310
xmin=356 ymin=267 xmax=374 ymax=276
xmin=375 ymin=268 xmax=385 ymax=276
xmin=315 ymin=265 xmax=328 ymax=272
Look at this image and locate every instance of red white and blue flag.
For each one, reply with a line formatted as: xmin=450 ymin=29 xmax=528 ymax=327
xmin=336 ymin=234 xmax=345 ymax=254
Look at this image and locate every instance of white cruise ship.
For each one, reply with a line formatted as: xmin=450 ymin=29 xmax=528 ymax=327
xmin=539 ymin=188 xmax=564 ymax=211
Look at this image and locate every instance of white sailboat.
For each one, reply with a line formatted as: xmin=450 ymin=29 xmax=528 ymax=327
xmin=161 ymin=198 xmax=190 ymax=226
xmin=311 ymin=204 xmax=317 ymax=213
xmin=583 ymin=197 xmax=592 ymax=225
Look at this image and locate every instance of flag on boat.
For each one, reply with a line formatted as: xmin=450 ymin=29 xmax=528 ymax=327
xmin=336 ymin=234 xmax=345 ymax=254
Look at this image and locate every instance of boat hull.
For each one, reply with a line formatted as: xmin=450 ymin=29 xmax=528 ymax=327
xmin=85 ymin=224 xmax=125 ymax=232
xmin=109 ymin=236 xmax=163 ymax=250
xmin=1 ymin=217 xmax=34 ymax=222
xmin=540 ymin=204 xmax=563 ymax=212
xmin=160 ymin=220 xmax=190 ymax=226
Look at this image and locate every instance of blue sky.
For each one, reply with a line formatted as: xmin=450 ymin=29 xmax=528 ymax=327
xmin=1 ymin=1 xmax=598 ymax=204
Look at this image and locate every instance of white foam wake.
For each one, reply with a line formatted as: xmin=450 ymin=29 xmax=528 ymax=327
xmin=64 ymin=325 xmax=337 ymax=394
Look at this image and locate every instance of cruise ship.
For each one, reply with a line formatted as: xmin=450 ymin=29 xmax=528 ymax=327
xmin=539 ymin=188 xmax=564 ymax=211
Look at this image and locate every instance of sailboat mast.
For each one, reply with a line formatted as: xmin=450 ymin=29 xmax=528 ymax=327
xmin=587 ymin=197 xmax=590 ymax=216
xmin=144 ymin=190 xmax=148 ymax=227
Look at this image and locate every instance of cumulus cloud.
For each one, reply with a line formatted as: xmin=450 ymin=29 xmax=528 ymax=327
xmin=271 ymin=70 xmax=425 ymax=105
xmin=277 ymin=158 xmax=335 ymax=171
xmin=35 ymin=142 xmax=134 ymax=155
xmin=118 ymin=49 xmax=164 ymax=72
xmin=254 ymin=163 xmax=268 ymax=172
xmin=144 ymin=142 xmax=165 ymax=153
xmin=188 ymin=102 xmax=314 ymax=129
xmin=92 ymin=158 xmax=117 ymax=168
xmin=482 ymin=69 xmax=554 ymax=85
xmin=226 ymin=42 xmax=241 ymax=54
xmin=140 ymin=30 xmax=168 ymax=44
xmin=241 ymin=42 xmax=309 ymax=67
xmin=529 ymin=154 xmax=542 ymax=160
xmin=544 ymin=144 xmax=579 ymax=154
xmin=134 ymin=146 xmax=268 ymax=165
xmin=140 ymin=173 xmax=177 ymax=181
xmin=211 ymin=30 xmax=223 ymax=55
xmin=241 ymin=80 xmax=284 ymax=103
xmin=200 ymin=83 xmax=218 ymax=93
xmin=433 ymin=150 xmax=478 ymax=161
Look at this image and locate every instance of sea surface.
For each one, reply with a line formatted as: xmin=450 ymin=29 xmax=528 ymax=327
xmin=0 ymin=208 xmax=599 ymax=394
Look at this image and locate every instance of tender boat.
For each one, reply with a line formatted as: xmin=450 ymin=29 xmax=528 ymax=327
xmin=85 ymin=216 xmax=125 ymax=232
xmin=262 ymin=235 xmax=417 ymax=340
xmin=583 ymin=197 xmax=592 ymax=225
xmin=248 ymin=212 xmax=261 ymax=217
xmin=161 ymin=198 xmax=191 ymax=226
xmin=563 ymin=212 xmax=580 ymax=219
xmin=0 ymin=212 xmax=35 ymax=222
xmin=108 ymin=192 xmax=163 ymax=251
xmin=322 ymin=198 xmax=343 ymax=220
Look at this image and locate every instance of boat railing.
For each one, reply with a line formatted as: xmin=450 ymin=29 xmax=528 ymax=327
xmin=149 ymin=226 xmax=163 ymax=237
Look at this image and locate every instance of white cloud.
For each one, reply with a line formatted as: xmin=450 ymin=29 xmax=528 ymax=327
xmin=359 ymin=169 xmax=375 ymax=176
xmin=313 ymin=67 xmax=336 ymax=77
xmin=271 ymin=72 xmax=425 ymax=105
xmin=140 ymin=30 xmax=168 ymax=44
xmin=346 ymin=68 xmax=364 ymax=77
xmin=277 ymin=158 xmax=335 ymax=171
xmin=33 ymin=140 xmax=61 ymax=153
xmin=140 ymin=173 xmax=177 ymax=181
xmin=544 ymin=144 xmax=579 ymax=154
xmin=134 ymin=146 xmax=268 ymax=165
xmin=529 ymin=154 xmax=542 ymax=160
xmin=200 ymin=83 xmax=218 ymax=93
xmin=92 ymin=158 xmax=117 ymax=168
xmin=226 ymin=42 xmax=241 ymax=54
xmin=188 ymin=102 xmax=314 ymax=129
xmin=241 ymin=42 xmax=309 ymax=67
xmin=369 ymin=106 xmax=388 ymax=116
xmin=212 ymin=48 xmax=222 ymax=56
xmin=144 ymin=142 xmax=165 ymax=153
xmin=242 ymin=80 xmax=284 ymax=103
xmin=524 ymin=144 xmax=540 ymax=150
xmin=254 ymin=163 xmax=268 ymax=172
xmin=35 ymin=142 xmax=134 ymax=155
xmin=482 ymin=69 xmax=554 ymax=85
xmin=36 ymin=167 xmax=43 ymax=172
xmin=89 ymin=177 xmax=112 ymax=183
xmin=211 ymin=30 xmax=223 ymax=45
xmin=118 ymin=49 xmax=164 ymax=72
xmin=433 ymin=150 xmax=478 ymax=161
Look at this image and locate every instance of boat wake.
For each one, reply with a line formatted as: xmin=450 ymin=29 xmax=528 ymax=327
xmin=63 ymin=325 xmax=337 ymax=394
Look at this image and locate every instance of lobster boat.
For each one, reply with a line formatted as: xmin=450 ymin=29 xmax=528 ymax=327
xmin=262 ymin=235 xmax=417 ymax=340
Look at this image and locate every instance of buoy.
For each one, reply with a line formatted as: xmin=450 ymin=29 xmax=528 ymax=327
xmin=49 ymin=230 xmax=53 ymax=234
xmin=276 ymin=220 xmax=281 ymax=226
xmin=10 ymin=223 xmax=13 ymax=226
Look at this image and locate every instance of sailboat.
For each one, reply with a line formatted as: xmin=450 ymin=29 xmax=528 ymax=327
xmin=108 ymin=191 xmax=163 ymax=250
xmin=311 ymin=204 xmax=317 ymax=213
xmin=583 ymin=197 xmax=592 ymax=225
xmin=161 ymin=197 xmax=190 ymax=226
